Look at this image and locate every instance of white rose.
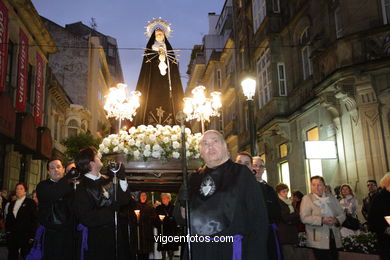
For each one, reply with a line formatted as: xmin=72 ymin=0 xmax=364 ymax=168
xmin=103 ymin=147 xmax=109 ymax=154
xmin=99 ymin=143 xmax=105 ymax=150
xmin=113 ymin=146 xmax=119 ymax=152
xmin=128 ymin=138 xmax=135 ymax=146
xmin=186 ymin=151 xmax=191 ymax=157
xmin=172 ymin=151 xmax=180 ymax=159
xmin=194 ymin=153 xmax=200 ymax=159
xmin=172 ymin=125 xmax=180 ymax=132
xmin=143 ymin=150 xmax=151 ymax=157
xmin=185 ymin=128 xmax=191 ymax=134
xmin=163 ymin=137 xmax=170 ymax=144
xmin=171 ymin=135 xmax=178 ymax=141
xmin=135 ymin=140 xmax=141 ymax=147
xmin=129 ymin=127 xmax=136 ymax=134
xmin=133 ymin=150 xmax=140 ymax=159
xmin=103 ymin=138 xmax=111 ymax=146
xmin=152 ymin=151 xmax=161 ymax=158
xmin=144 ymin=144 xmax=151 ymax=150
xmin=138 ymin=125 xmax=146 ymax=131
xmin=149 ymin=134 xmax=156 ymax=142
xmin=138 ymin=134 xmax=145 ymax=140
xmin=172 ymin=141 xmax=180 ymax=149
xmin=156 ymin=124 xmax=163 ymax=129
xmin=163 ymin=130 xmax=170 ymax=136
xmin=153 ymin=144 xmax=161 ymax=151
xmin=112 ymin=139 xmax=119 ymax=146
xmin=118 ymin=143 xmax=124 ymax=150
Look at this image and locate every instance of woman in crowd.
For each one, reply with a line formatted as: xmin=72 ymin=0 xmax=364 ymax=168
xmin=5 ymin=183 xmax=37 ymax=260
xmin=155 ymin=193 xmax=178 ymax=260
xmin=292 ymin=190 xmax=305 ymax=233
xmin=368 ymin=172 xmax=390 ymax=260
xmin=275 ymin=183 xmax=301 ymax=259
xmin=300 ymin=176 xmax=345 ymax=260
xmin=136 ymin=192 xmax=156 ymax=260
xmin=339 ymin=184 xmax=359 ymax=237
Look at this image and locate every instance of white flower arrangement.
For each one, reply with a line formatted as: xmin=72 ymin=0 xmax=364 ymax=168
xmin=99 ymin=124 xmax=202 ymax=161
xmin=342 ymin=232 xmax=377 ymax=254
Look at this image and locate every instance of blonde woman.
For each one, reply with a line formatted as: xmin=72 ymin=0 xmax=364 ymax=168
xmin=300 ymin=176 xmax=345 ymax=260
xmin=339 ymin=184 xmax=360 ymax=237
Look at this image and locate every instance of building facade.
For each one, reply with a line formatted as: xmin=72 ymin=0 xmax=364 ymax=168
xmin=42 ymin=18 xmax=121 ymax=137
xmin=0 ymin=0 xmax=56 ymax=191
xmin=188 ymin=0 xmax=390 ymax=201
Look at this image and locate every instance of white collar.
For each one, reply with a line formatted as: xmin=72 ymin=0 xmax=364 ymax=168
xmin=16 ymin=195 xmax=26 ymax=202
xmin=85 ymin=172 xmax=102 ymax=181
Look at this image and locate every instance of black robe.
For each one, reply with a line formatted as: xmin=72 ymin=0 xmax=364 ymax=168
xmin=174 ymin=159 xmax=268 ymax=260
xmin=134 ymin=29 xmax=184 ymax=126
xmin=258 ymin=181 xmax=282 ymax=260
xmin=155 ymin=202 xmax=179 ymax=251
xmin=36 ymin=174 xmax=75 ymax=260
xmin=74 ymin=175 xmax=131 ymax=260
xmin=368 ymin=188 xmax=390 ymax=257
xmin=135 ymin=201 xmax=156 ymax=255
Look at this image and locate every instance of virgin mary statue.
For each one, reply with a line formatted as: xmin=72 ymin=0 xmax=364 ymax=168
xmin=133 ymin=19 xmax=184 ymax=126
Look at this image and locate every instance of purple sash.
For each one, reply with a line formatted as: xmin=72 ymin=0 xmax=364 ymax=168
xmin=77 ymin=224 xmax=88 ymax=260
xmin=232 ymin=235 xmax=243 ymax=260
xmin=271 ymin=223 xmax=282 ymax=260
xmin=26 ymin=225 xmax=46 ymax=260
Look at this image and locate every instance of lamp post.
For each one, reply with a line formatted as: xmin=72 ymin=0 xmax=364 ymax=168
xmin=104 ymin=83 xmax=141 ymax=132
xmin=241 ymin=77 xmax=257 ymax=156
xmin=183 ymin=85 xmax=222 ymax=133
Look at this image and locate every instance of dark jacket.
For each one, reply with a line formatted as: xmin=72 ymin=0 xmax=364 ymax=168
xmin=135 ymin=201 xmax=156 ymax=254
xmin=6 ymin=197 xmax=37 ymax=240
xmin=362 ymin=191 xmax=379 ymax=221
xmin=277 ymin=198 xmax=300 ymax=245
xmin=368 ymin=189 xmax=390 ymax=256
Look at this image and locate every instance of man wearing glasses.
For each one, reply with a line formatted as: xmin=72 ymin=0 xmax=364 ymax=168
xmin=253 ymin=157 xmax=282 ymax=260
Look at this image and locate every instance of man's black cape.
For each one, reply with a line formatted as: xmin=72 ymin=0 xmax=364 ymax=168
xmin=174 ymin=159 xmax=268 ymax=260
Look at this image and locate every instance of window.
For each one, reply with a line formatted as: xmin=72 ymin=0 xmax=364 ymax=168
xmin=335 ymin=7 xmax=343 ymax=38
xmin=260 ymin=153 xmax=268 ymax=182
xmin=6 ymin=41 xmax=15 ymax=95
xmin=107 ymin=44 xmax=115 ymax=58
xmin=68 ymin=119 xmax=79 ymax=137
xmin=279 ymin=161 xmax=291 ymax=196
xmin=382 ymin=0 xmax=390 ymax=24
xmin=272 ymin=0 xmax=280 ymax=13
xmin=300 ymin=28 xmax=312 ymax=80
xmin=306 ymin=127 xmax=323 ymax=177
xmin=26 ymin=65 xmax=35 ymax=114
xmin=279 ymin=143 xmax=288 ymax=158
xmin=277 ymin=63 xmax=287 ymax=96
xmin=241 ymin=50 xmax=245 ymax=71
xmin=216 ymin=69 xmax=222 ymax=89
xmin=256 ymin=49 xmax=272 ymax=108
xmin=252 ymin=0 xmax=266 ymax=32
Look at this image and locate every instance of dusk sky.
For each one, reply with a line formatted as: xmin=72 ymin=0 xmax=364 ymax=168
xmin=31 ymin=0 xmax=225 ymax=92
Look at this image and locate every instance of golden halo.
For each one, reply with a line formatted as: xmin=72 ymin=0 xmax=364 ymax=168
xmin=145 ymin=17 xmax=172 ymax=39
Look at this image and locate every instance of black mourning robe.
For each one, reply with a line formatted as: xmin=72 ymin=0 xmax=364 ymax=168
xmin=155 ymin=202 xmax=179 ymax=251
xmin=258 ymin=181 xmax=282 ymax=260
xmin=134 ymin=29 xmax=184 ymax=126
xmin=135 ymin=201 xmax=156 ymax=255
xmin=174 ymin=159 xmax=268 ymax=260
xmin=368 ymin=189 xmax=390 ymax=258
xmin=74 ymin=175 xmax=131 ymax=260
xmin=36 ymin=174 xmax=75 ymax=260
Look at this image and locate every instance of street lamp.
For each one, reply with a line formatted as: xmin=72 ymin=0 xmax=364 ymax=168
xmin=241 ymin=77 xmax=257 ymax=156
xmin=104 ymin=83 xmax=141 ymax=132
xmin=183 ymin=85 xmax=222 ymax=133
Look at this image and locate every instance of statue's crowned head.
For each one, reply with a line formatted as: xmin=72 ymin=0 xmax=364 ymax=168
xmin=145 ymin=17 xmax=172 ymax=39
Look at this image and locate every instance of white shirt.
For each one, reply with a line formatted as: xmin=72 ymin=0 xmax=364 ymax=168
xmin=13 ymin=196 xmax=26 ymax=218
xmin=85 ymin=173 xmax=128 ymax=191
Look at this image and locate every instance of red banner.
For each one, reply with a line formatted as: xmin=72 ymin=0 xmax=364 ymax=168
xmin=34 ymin=54 xmax=44 ymax=126
xmin=15 ymin=28 xmax=29 ymax=112
xmin=0 ymin=0 xmax=9 ymax=92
